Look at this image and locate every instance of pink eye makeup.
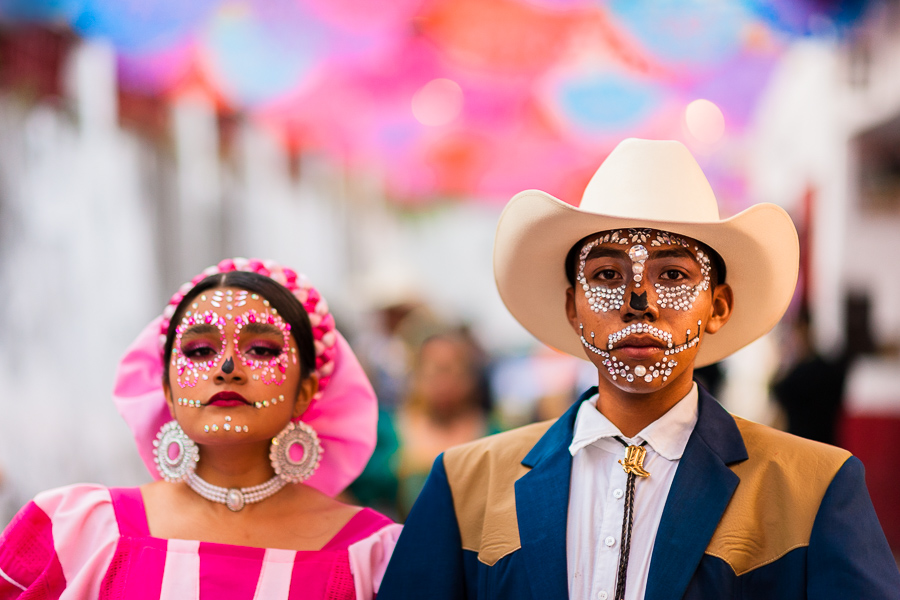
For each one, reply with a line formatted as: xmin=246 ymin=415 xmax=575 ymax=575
xmin=172 ymin=310 xmax=227 ymax=388
xmin=233 ymin=309 xmax=291 ymax=385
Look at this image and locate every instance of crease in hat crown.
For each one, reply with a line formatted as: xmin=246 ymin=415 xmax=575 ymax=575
xmin=580 ymin=138 xmax=720 ymax=223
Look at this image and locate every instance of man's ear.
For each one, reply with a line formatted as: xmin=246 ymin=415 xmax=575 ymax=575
xmin=705 ymin=283 xmax=734 ymax=334
xmin=292 ymin=375 xmax=320 ymax=420
xmin=565 ymin=287 xmax=580 ymax=333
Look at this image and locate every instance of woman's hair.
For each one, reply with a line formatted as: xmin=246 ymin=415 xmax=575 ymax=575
xmin=163 ymin=271 xmax=316 ymax=382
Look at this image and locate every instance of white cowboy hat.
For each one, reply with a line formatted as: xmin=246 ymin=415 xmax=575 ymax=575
xmin=493 ymin=138 xmax=799 ymax=367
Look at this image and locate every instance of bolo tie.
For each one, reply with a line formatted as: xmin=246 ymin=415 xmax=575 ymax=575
xmin=612 ymin=436 xmax=650 ymax=600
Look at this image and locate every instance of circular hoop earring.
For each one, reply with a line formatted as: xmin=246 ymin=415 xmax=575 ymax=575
xmin=269 ymin=421 xmax=323 ymax=484
xmin=152 ymin=420 xmax=200 ymax=482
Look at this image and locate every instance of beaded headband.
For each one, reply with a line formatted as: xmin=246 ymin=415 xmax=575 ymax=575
xmin=113 ymin=258 xmax=378 ymax=496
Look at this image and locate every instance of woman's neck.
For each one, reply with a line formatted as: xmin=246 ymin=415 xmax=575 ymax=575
xmin=194 ymin=441 xmax=276 ymax=488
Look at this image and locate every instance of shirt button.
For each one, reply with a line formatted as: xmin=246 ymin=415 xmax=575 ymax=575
xmin=604 ymin=536 xmax=616 ymax=547
xmin=613 ymin=488 xmax=624 ymax=499
xmin=598 ymin=592 xmax=609 ymax=600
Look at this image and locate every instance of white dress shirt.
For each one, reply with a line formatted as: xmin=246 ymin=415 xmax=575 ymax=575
xmin=566 ymin=384 xmax=699 ymax=600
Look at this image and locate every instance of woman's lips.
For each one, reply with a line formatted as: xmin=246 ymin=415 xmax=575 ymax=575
xmin=206 ymin=391 xmax=249 ymax=407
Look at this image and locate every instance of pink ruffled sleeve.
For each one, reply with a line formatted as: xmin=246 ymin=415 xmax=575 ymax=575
xmin=0 ymin=485 xmax=119 ymax=600
xmin=347 ymin=523 xmax=403 ymax=600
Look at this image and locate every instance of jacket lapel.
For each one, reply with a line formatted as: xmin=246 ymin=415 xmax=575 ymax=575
xmin=514 ymin=388 xmax=593 ymax=599
xmin=644 ymin=388 xmax=748 ymax=600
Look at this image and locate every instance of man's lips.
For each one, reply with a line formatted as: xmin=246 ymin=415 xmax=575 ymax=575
xmin=206 ymin=391 xmax=249 ymax=407
xmin=613 ymin=335 xmax=665 ymax=360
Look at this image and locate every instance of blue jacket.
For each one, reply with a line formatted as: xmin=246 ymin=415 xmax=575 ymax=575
xmin=379 ymin=387 xmax=900 ymax=599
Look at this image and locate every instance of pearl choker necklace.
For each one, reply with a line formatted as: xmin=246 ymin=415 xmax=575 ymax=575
xmin=186 ymin=472 xmax=287 ymax=512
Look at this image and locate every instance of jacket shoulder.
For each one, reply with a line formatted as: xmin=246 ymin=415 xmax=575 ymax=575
xmin=441 ymin=419 xmax=556 ymax=566
xmin=707 ymin=416 xmax=851 ymax=575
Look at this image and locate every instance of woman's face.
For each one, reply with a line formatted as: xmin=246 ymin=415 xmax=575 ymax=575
xmin=164 ymin=286 xmax=316 ymax=444
xmin=414 ymin=338 xmax=478 ymax=413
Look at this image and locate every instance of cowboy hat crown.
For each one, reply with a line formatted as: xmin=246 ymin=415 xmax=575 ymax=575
xmin=493 ymin=138 xmax=799 ymax=366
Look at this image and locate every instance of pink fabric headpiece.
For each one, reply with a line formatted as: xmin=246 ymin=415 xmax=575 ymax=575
xmin=112 ymin=258 xmax=378 ymax=497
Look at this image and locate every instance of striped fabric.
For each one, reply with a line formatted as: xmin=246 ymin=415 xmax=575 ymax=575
xmin=0 ymin=485 xmax=400 ymax=600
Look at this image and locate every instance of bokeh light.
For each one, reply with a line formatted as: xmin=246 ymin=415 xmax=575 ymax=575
xmin=685 ymin=98 xmax=725 ymax=145
xmin=411 ymin=78 xmax=464 ymax=127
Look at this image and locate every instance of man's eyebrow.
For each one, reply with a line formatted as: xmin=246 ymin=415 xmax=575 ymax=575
xmin=584 ymin=246 xmax=627 ymax=261
xmin=650 ymin=247 xmax=696 ymax=261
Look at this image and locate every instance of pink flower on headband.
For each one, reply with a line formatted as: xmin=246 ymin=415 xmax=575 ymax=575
xmin=158 ymin=257 xmax=337 ymax=398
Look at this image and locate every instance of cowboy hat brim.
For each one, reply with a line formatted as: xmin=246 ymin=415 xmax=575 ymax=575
xmin=493 ymin=190 xmax=799 ymax=367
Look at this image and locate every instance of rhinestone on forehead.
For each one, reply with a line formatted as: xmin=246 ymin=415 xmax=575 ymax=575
xmin=233 ymin=309 xmax=291 ymax=386
xmin=172 ymin=310 xmax=227 ymax=388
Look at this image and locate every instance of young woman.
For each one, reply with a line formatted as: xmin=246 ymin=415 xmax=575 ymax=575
xmin=0 ymin=258 xmax=399 ymax=599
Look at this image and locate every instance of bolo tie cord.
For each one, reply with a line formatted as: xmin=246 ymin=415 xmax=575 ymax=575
xmin=613 ymin=436 xmax=650 ymax=600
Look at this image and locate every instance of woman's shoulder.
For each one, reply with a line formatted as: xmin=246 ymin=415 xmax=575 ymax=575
xmin=31 ymin=483 xmax=115 ymax=517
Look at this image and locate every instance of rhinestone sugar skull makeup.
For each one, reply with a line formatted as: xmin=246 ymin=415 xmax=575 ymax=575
xmin=577 ymin=228 xmax=713 ymax=314
xmin=233 ymin=306 xmax=292 ymax=386
xmin=172 ymin=307 xmax=227 ymax=388
xmin=577 ymin=238 xmax=625 ymax=313
xmin=580 ymin=323 xmax=680 ymax=383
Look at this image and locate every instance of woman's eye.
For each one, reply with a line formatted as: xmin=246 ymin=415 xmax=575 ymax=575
xmin=246 ymin=344 xmax=282 ymax=358
xmin=183 ymin=344 xmax=218 ymax=360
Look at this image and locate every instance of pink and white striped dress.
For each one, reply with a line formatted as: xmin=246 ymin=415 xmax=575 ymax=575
xmin=0 ymin=485 xmax=401 ymax=600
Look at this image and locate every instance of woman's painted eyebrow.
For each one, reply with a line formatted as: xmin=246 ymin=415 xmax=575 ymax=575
xmin=242 ymin=322 xmax=283 ymax=336
xmin=181 ymin=324 xmax=220 ymax=337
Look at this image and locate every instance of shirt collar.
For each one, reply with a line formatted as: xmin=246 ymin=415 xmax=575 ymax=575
xmin=568 ymin=383 xmax=699 ymax=461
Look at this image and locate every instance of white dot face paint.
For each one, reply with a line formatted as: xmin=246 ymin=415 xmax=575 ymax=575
xmin=575 ymin=228 xmax=718 ymax=390
xmin=577 ymin=236 xmax=625 ymax=313
xmin=651 ymin=233 xmax=712 ymax=312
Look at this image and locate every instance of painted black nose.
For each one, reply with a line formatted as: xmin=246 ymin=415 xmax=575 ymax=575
xmin=629 ymin=291 xmax=648 ymax=311
xmin=222 ymin=357 xmax=235 ymax=374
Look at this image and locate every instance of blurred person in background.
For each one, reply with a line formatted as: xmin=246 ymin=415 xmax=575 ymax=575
xmin=0 ymin=259 xmax=399 ymax=599
xmin=772 ymin=307 xmax=848 ymax=445
xmin=393 ymin=329 xmax=499 ymax=518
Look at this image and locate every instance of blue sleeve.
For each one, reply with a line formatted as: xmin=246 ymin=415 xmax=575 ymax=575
xmin=378 ymin=454 xmax=469 ymax=599
xmin=807 ymin=456 xmax=900 ymax=598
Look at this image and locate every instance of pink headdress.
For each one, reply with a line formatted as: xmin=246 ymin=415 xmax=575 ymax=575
xmin=112 ymin=258 xmax=378 ymax=497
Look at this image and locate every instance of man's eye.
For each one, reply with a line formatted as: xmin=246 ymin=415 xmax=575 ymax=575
xmin=660 ymin=269 xmax=686 ymax=281
xmin=594 ymin=269 xmax=619 ymax=280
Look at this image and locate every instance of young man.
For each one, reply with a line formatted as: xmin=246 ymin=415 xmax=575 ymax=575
xmin=378 ymin=139 xmax=900 ymax=599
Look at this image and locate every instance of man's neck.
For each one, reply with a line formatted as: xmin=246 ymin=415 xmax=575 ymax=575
xmin=592 ymin=367 xmax=696 ymax=437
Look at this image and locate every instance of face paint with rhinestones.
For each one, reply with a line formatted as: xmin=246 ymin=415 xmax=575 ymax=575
xmin=233 ymin=305 xmax=291 ymax=386
xmin=579 ymin=322 xmax=680 ymax=383
xmin=172 ymin=306 xmax=227 ymax=388
xmin=650 ymin=234 xmax=711 ymax=311
xmin=577 ymin=236 xmax=625 ymax=313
